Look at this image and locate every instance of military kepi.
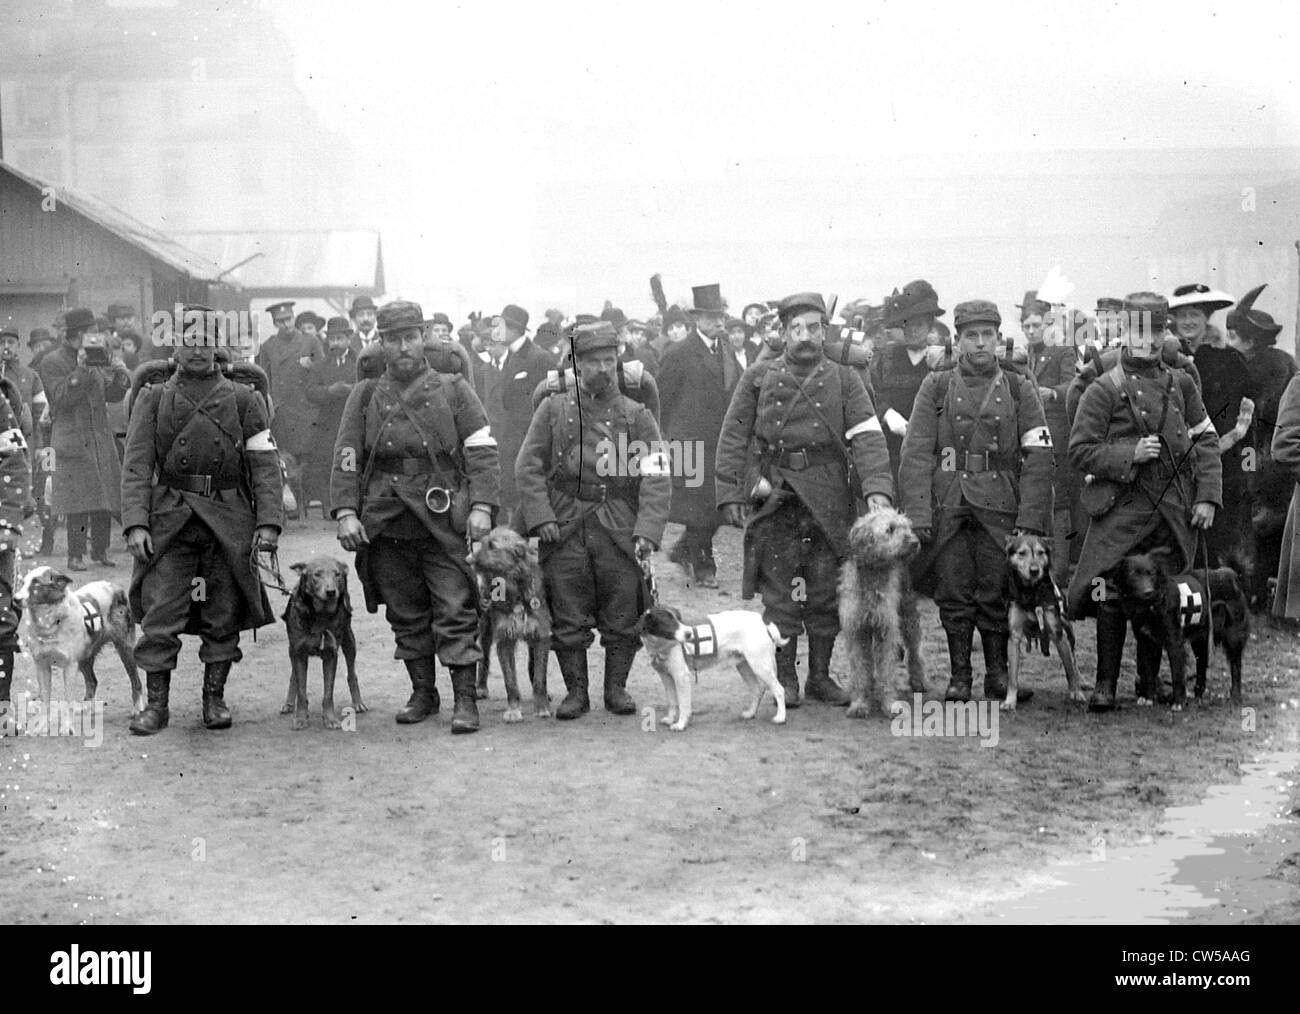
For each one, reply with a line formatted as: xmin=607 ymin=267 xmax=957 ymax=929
xmin=953 ymin=300 xmax=1001 ymax=329
xmin=776 ymin=292 xmax=827 ymax=325
xmin=376 ymin=301 xmax=425 ymax=334
xmin=265 ymin=300 xmax=296 ymax=318
xmin=570 ymin=321 xmax=619 ymax=357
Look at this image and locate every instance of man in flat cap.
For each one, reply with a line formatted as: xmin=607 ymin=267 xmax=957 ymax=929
xmin=871 ymin=280 xmax=946 ymax=486
xmin=659 ymin=283 xmax=741 ymax=587
xmin=1067 ymin=292 xmax=1221 ymax=710
xmin=716 ymin=292 xmax=894 ymax=707
xmin=516 ymin=321 xmax=671 ymax=720
xmin=305 ymin=317 xmax=359 ymax=518
xmin=256 ymin=300 xmax=324 ymax=486
xmin=121 ymin=307 xmax=283 ymax=734
xmin=333 ymin=301 xmax=499 ymax=733
xmin=483 ymin=304 xmax=556 ymax=524
xmin=899 ymin=299 xmax=1054 ymax=705
xmin=37 ymin=308 xmax=132 ymax=570
xmin=349 ymin=296 xmax=380 ymax=351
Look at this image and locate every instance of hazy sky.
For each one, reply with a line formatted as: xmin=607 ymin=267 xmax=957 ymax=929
xmin=267 ymin=0 xmax=1300 ymax=314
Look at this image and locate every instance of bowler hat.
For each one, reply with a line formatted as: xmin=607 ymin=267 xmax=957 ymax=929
xmin=601 ymin=307 xmax=629 ymax=330
xmin=64 ymin=307 xmax=97 ymax=334
xmin=28 ymin=326 xmax=53 ymax=347
xmin=376 ymin=300 xmax=426 ymax=335
xmin=493 ymin=304 xmax=530 ymax=334
xmin=324 ymin=316 xmax=354 ymax=335
xmin=776 ymin=292 xmax=827 ymax=326
xmin=884 ymin=280 xmax=945 ymax=328
xmin=265 ymin=300 xmax=296 ymax=318
xmin=350 ymin=296 xmax=378 ymax=316
xmin=1168 ymin=283 xmax=1234 ymax=315
xmin=688 ymin=284 xmax=726 ymax=316
xmin=953 ymin=300 xmax=1001 ymax=330
xmin=571 ymin=321 xmax=619 ymax=357
xmin=1123 ymin=292 xmax=1169 ymax=333
xmin=1016 ymin=289 xmax=1051 ymax=317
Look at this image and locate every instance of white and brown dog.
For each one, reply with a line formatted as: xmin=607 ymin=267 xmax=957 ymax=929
xmin=839 ymin=508 xmax=927 ymax=719
xmin=637 ymin=604 xmax=787 ymax=731
xmin=14 ymin=565 xmax=143 ymax=730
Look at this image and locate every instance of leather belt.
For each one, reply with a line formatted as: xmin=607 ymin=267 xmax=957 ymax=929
xmin=773 ymin=446 xmax=841 ymax=471
xmin=160 ymin=471 xmax=241 ymax=496
xmin=944 ymin=450 xmax=1018 ymax=473
xmin=552 ymin=477 xmax=637 ymax=502
xmin=372 ymin=456 xmax=438 ymax=476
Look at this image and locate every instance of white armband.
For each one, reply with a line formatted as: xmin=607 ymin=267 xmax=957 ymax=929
xmin=846 ymin=417 xmax=882 ymax=440
xmin=464 ymin=426 xmax=497 ymax=447
xmin=245 ymin=429 xmax=276 ymax=451
xmin=0 ymin=428 xmax=27 ymax=454
xmin=1188 ymin=416 xmax=1214 ymax=438
xmin=1021 ymin=426 xmax=1053 ymax=450
xmin=883 ymin=408 xmax=909 ymax=436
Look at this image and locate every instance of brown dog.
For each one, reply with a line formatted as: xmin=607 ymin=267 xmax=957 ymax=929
xmin=469 ymin=527 xmax=551 ymax=722
xmin=280 ymin=556 xmax=367 ymax=730
xmin=1003 ymin=533 xmax=1085 ymax=711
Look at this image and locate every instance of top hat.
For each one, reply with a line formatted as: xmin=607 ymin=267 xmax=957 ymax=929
xmin=884 ymin=280 xmax=945 ymax=328
xmin=64 ymin=307 xmax=97 ymax=334
xmin=1168 ymin=283 xmax=1234 ymax=314
xmin=688 ymin=284 xmax=726 ymax=316
xmin=324 ymin=316 xmax=354 ymax=336
xmin=350 ymin=296 xmax=378 ymax=316
xmin=493 ymin=304 xmax=530 ymax=334
xmin=265 ymin=300 xmax=296 ymax=318
xmin=376 ymin=300 xmax=426 ymax=335
xmin=776 ymin=292 xmax=827 ymax=326
xmin=953 ymin=299 xmax=1001 ymax=330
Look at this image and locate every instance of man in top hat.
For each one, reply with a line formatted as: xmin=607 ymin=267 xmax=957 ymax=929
xmin=481 ymin=304 xmax=556 ymax=524
xmin=256 ymin=299 xmax=325 ymax=472
xmin=333 ymin=301 xmax=499 ymax=733
xmin=36 ymin=307 xmax=132 ymax=570
xmin=870 ymin=279 xmax=946 ymax=484
xmin=1067 ymin=292 xmax=1221 ymax=710
xmin=515 ymin=321 xmax=671 ymax=720
xmin=899 ymin=299 xmax=1054 ymax=704
xmin=306 ymin=317 xmax=360 ymax=518
xmin=349 ymin=296 xmax=380 ymax=350
xmin=716 ymin=292 xmax=893 ymax=707
xmin=1019 ymin=291 xmax=1080 ymax=586
xmin=121 ymin=306 xmax=283 ymax=735
xmin=658 ymin=283 xmax=741 ymax=587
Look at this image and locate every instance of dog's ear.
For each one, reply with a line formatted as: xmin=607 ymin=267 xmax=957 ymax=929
xmin=51 ymin=572 xmax=74 ymax=594
xmin=290 ymin=562 xmax=307 ymax=574
xmin=1004 ymin=534 xmax=1019 ymax=554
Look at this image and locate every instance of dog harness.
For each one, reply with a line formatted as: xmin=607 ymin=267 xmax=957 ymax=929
xmin=1176 ymin=578 xmax=1204 ymax=628
xmin=682 ymin=622 xmax=718 ymax=660
xmin=80 ymin=598 xmax=104 ymax=637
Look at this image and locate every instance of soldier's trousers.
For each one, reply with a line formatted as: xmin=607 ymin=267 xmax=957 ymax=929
xmin=0 ymin=545 xmax=17 ymax=654
xmin=369 ymin=535 xmax=481 ymax=667
xmin=541 ymin=515 xmax=643 ymax=651
xmin=933 ymin=506 xmax=1006 ymax=633
xmin=134 ymin=516 xmax=242 ymax=672
xmin=66 ymin=510 xmax=111 ymax=560
xmin=752 ymin=496 xmax=840 ymax=640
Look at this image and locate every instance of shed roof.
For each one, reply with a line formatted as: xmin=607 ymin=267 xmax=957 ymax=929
xmin=175 ymin=230 xmax=385 ymax=295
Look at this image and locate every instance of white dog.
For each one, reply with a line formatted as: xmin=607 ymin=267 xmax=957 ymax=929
xmin=14 ymin=566 xmax=143 ymax=732
xmin=637 ymin=605 xmax=787 ymax=731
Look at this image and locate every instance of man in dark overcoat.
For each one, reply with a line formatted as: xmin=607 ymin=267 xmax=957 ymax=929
xmin=255 ymin=300 xmax=324 ymax=462
xmin=658 ymin=283 xmax=740 ymax=587
xmin=716 ymin=292 xmax=894 ymax=707
xmin=1067 ymin=292 xmax=1222 ymax=710
xmin=305 ymin=317 xmax=359 ymax=515
xmin=870 ymin=280 xmax=945 ymax=483
xmin=121 ymin=308 xmax=284 ymax=734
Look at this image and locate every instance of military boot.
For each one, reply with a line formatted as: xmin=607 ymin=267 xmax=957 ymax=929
xmin=1089 ymin=602 xmax=1126 ymax=712
xmin=981 ymin=629 xmax=1033 ymax=704
xmin=775 ymin=637 xmax=801 ymax=709
xmin=449 ymin=664 xmax=480 ymax=734
xmin=395 ymin=657 xmax=440 ymax=724
xmin=201 ymin=660 xmax=233 ymax=730
xmin=944 ymin=623 xmax=974 ymax=702
xmin=804 ymin=634 xmax=850 ymax=705
xmin=554 ymin=648 xmax=591 ymax=720
xmin=603 ymin=643 xmax=638 ymax=715
xmin=129 ymin=672 xmax=171 ymax=735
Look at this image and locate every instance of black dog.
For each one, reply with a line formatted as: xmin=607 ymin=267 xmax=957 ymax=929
xmin=1117 ymin=548 xmax=1249 ymax=707
xmin=281 ymin=556 xmax=367 ymax=729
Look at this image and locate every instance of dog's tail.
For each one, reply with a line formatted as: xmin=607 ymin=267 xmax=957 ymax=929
xmin=765 ymin=622 xmax=789 ymax=647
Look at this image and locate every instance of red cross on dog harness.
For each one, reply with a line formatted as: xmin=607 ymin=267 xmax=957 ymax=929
xmin=81 ymin=598 xmax=104 ymax=637
xmin=1177 ymin=581 xmax=1203 ymax=628
xmin=682 ymin=622 xmax=717 ymax=659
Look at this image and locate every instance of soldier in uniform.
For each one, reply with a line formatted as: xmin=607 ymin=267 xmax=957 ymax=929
xmin=870 ymin=280 xmax=946 ymax=483
xmin=716 ymin=292 xmax=894 ymax=707
xmin=1068 ymin=293 xmax=1221 ymax=710
xmin=121 ymin=307 xmax=284 ymax=734
xmin=899 ymin=300 xmax=1054 ymax=703
xmin=1021 ymin=292 xmax=1079 ymax=585
xmin=37 ymin=308 xmax=132 ymax=570
xmin=0 ymin=370 xmax=33 ymax=730
xmin=515 ymin=321 xmax=671 ymax=720
xmin=256 ymin=300 xmax=324 ymax=466
xmin=332 ymin=301 xmax=499 ymax=734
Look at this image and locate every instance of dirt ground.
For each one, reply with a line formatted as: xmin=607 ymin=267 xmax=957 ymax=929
xmin=3 ymin=520 xmax=1299 ymax=924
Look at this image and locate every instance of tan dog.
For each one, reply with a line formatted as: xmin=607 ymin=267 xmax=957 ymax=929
xmin=839 ymin=508 xmax=927 ymax=718
xmin=14 ymin=566 xmax=143 ymax=732
xmin=1003 ymin=533 xmax=1084 ymax=711
xmin=280 ymin=557 xmax=366 ymax=730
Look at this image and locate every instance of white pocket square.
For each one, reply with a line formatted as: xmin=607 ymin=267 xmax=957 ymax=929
xmin=513 ymin=371 xmax=528 ymax=380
